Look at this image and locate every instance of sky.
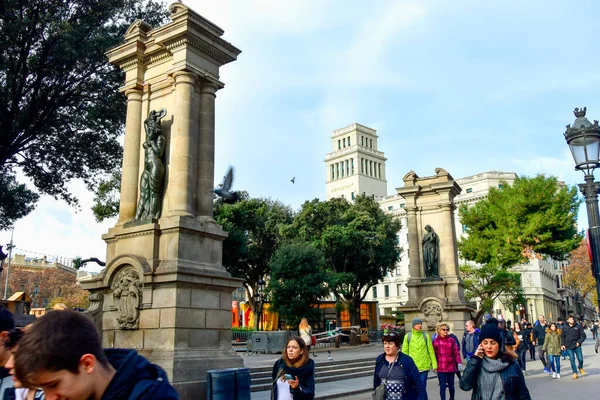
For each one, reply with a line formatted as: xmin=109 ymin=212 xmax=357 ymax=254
xmin=2 ymin=0 xmax=599 ymax=271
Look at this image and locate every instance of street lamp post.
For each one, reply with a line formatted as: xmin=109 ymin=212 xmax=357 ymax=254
xmin=254 ymin=278 xmax=266 ymax=331
xmin=564 ymin=107 xmax=600 ymax=314
xmin=529 ymin=303 xmax=534 ymax=322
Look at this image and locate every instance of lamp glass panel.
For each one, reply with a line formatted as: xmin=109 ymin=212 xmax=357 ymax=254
xmin=569 ymin=136 xmax=589 ymax=165
xmin=585 ymin=135 xmax=600 ymax=163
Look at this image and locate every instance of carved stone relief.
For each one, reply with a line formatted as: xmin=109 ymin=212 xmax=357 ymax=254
xmin=112 ymin=267 xmax=143 ymax=330
xmin=422 ymin=301 xmax=443 ymax=330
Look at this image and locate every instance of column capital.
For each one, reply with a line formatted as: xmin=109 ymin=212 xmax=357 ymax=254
xmin=172 ymin=71 xmax=198 ymax=85
xmin=124 ymin=88 xmax=143 ymax=100
xmin=200 ymin=81 xmax=220 ymax=96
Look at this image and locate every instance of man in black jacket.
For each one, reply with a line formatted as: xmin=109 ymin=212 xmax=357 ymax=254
xmin=561 ymin=315 xmax=587 ymax=379
xmin=14 ymin=310 xmax=178 ymax=400
xmin=532 ymin=315 xmax=549 ymax=374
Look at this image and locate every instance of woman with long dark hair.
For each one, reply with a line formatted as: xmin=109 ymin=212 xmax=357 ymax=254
xmin=271 ymin=336 xmax=315 ymax=400
xmin=373 ymin=331 xmax=426 ymax=400
xmin=513 ymin=322 xmax=529 ymax=374
xmin=460 ymin=322 xmax=531 ymax=400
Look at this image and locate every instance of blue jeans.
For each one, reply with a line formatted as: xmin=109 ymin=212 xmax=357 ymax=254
xmin=419 ymin=371 xmax=429 ymax=388
xmin=565 ymin=346 xmax=584 ymax=372
xmin=437 ymin=372 xmax=455 ymax=400
xmin=548 ymin=354 xmax=561 ymax=374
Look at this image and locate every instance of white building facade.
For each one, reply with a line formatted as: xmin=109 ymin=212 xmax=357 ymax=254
xmin=325 ymin=124 xmax=568 ymax=322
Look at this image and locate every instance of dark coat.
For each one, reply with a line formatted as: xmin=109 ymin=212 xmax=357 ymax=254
xmin=532 ymin=323 xmax=547 ymax=346
xmin=271 ymin=358 xmax=315 ymax=400
xmin=561 ymin=323 xmax=586 ymax=350
xmin=462 ymin=328 xmax=480 ymax=359
xmin=459 ymin=356 xmax=531 ymax=400
xmin=100 ymin=349 xmax=179 ymax=400
xmin=373 ymin=352 xmax=427 ymax=400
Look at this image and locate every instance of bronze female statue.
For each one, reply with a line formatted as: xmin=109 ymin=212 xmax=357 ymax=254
xmin=134 ymin=109 xmax=167 ymax=221
xmin=422 ymin=225 xmax=439 ymax=277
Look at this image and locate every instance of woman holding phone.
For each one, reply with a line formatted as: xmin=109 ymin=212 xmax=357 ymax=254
xmin=459 ymin=321 xmax=531 ymax=400
xmin=271 ymin=336 xmax=315 ymax=400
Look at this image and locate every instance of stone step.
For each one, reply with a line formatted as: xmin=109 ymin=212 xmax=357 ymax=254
xmin=250 ymin=360 xmax=374 ymax=392
xmin=249 ymin=358 xmax=375 ymax=375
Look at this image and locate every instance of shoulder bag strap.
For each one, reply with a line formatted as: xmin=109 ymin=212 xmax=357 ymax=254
xmin=382 ymin=353 xmax=398 ymax=384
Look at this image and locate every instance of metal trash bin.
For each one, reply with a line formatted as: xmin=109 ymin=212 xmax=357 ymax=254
xmin=267 ymin=331 xmax=293 ymax=354
xmin=206 ymin=369 xmax=235 ymax=400
xmin=250 ymin=332 xmax=268 ymax=353
xmin=207 ymin=368 xmax=251 ymax=400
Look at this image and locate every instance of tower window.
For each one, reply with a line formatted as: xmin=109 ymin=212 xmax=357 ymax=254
xmin=338 ymin=140 xmax=341 ymax=150
xmin=346 ymin=160 xmax=349 ymax=176
xmin=466 ymin=188 xmax=473 ymax=193
xmin=361 ymin=136 xmax=364 ymax=146
xmin=351 ymin=192 xmax=355 ymax=200
xmin=330 ymin=165 xmax=334 ymax=181
xmin=370 ymin=139 xmax=373 ymax=148
xmin=384 ymin=285 xmax=389 ymax=298
xmin=361 ymin=158 xmax=364 ymax=174
xmin=388 ymin=206 xmax=393 ymax=211
xmin=369 ymin=161 xmax=373 ymax=176
xmin=378 ymin=164 xmax=382 ymax=178
xmin=400 ymin=203 xmax=405 ymax=208
xmin=341 ymin=163 xmax=345 ymax=177
xmin=336 ymin=163 xmax=340 ymax=179
xmin=348 ymin=136 xmax=351 ymax=146
xmin=351 ymin=158 xmax=354 ymax=174
xmin=372 ymin=287 xmax=377 ymax=298
xmin=343 ymin=138 xmax=346 ymax=147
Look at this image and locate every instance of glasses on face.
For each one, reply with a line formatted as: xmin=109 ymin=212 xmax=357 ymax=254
xmin=440 ymin=328 xmax=449 ymax=332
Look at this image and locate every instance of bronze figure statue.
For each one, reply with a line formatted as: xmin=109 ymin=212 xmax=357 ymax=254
xmin=134 ymin=109 xmax=167 ymax=221
xmin=422 ymin=225 xmax=439 ymax=277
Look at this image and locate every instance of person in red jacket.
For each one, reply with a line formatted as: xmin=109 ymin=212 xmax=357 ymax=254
xmin=433 ymin=322 xmax=462 ymax=400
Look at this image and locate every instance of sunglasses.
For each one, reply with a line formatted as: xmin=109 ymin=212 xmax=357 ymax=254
xmin=383 ymin=332 xmax=398 ymax=337
xmin=440 ymin=328 xmax=449 ymax=331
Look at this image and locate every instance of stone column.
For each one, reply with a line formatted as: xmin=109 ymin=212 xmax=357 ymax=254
xmin=118 ymin=88 xmax=144 ymax=223
xmin=167 ymin=71 xmax=198 ymax=217
xmin=439 ymin=203 xmax=458 ymax=278
xmin=406 ymin=205 xmax=422 ymax=279
xmin=197 ymin=82 xmax=219 ymax=218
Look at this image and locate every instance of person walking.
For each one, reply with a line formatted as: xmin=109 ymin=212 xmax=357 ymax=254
xmin=373 ymin=332 xmax=426 ymax=400
xmin=542 ymin=322 xmax=562 ymax=379
xmin=513 ymin=322 xmax=530 ymax=375
xmin=433 ymin=323 xmax=462 ymax=400
xmin=532 ymin=315 xmax=550 ymax=374
xmin=402 ymin=318 xmax=437 ymax=390
xmin=561 ymin=315 xmax=586 ymax=379
xmin=271 ymin=336 xmax=315 ymax=399
xmin=525 ymin=323 xmax=535 ymax=361
xmin=461 ymin=320 xmax=480 ymax=362
xmin=299 ymin=318 xmax=314 ymax=356
xmin=459 ymin=321 xmax=531 ymax=400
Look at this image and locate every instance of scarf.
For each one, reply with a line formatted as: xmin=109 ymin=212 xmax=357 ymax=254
xmin=476 ymin=357 xmax=508 ymax=400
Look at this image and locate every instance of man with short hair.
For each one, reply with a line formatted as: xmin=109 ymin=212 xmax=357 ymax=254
xmin=561 ymin=315 xmax=586 ymax=379
xmin=461 ymin=320 xmax=480 ymax=361
xmin=0 ymin=307 xmax=14 ymax=399
xmin=532 ymin=315 xmax=550 ymax=374
xmin=402 ymin=318 xmax=437 ymax=390
xmin=14 ymin=310 xmax=178 ymax=399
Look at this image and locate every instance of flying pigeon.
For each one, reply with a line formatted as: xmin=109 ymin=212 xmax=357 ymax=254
xmin=214 ymin=166 xmax=239 ymax=204
xmin=327 ymin=350 xmax=333 ymax=361
xmin=291 ymin=177 xmax=296 ymax=184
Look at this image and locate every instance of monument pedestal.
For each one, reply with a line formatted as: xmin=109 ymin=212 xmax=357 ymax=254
xmin=81 ymin=4 xmax=244 ymax=398
xmin=397 ymin=168 xmax=475 ymax=333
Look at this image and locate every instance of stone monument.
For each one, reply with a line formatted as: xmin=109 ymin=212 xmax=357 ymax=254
xmin=80 ymin=4 xmax=243 ymax=398
xmin=397 ymin=168 xmax=474 ymax=333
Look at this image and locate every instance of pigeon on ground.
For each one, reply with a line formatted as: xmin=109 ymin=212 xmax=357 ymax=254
xmin=214 ymin=166 xmax=239 ymax=204
xmin=328 ymin=350 xmax=333 ymax=361
xmin=291 ymin=177 xmax=296 ymax=184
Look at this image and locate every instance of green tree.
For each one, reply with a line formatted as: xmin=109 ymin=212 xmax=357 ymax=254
xmin=458 ymin=175 xmax=581 ymax=320
xmin=0 ymin=0 xmax=168 ymax=223
xmin=214 ymin=195 xmax=293 ymax=328
xmin=91 ymin=172 xmax=121 ymax=222
xmin=289 ymin=196 xmax=401 ymax=328
xmin=459 ymin=263 xmax=524 ymax=323
xmin=268 ymin=242 xmax=329 ymax=329
xmin=0 ymin=171 xmax=38 ymax=230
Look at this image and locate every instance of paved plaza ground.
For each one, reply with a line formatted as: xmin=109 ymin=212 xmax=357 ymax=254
xmin=244 ymin=336 xmax=600 ymax=399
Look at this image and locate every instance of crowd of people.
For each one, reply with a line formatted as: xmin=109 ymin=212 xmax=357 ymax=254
xmin=269 ymin=313 xmax=592 ymax=400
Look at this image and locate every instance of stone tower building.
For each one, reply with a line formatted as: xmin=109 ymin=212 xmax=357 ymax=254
xmin=324 ymin=123 xmax=387 ymax=201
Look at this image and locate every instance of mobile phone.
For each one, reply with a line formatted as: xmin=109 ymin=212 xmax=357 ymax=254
xmin=284 ymin=374 xmax=293 ymax=381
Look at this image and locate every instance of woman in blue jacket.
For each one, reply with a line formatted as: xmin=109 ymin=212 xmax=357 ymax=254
xmin=373 ymin=332 xmax=427 ymax=400
xmin=271 ymin=336 xmax=315 ymax=400
xmin=460 ymin=322 xmax=531 ymax=400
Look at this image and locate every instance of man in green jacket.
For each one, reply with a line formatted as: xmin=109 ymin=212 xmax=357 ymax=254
xmin=402 ymin=318 xmax=437 ymax=389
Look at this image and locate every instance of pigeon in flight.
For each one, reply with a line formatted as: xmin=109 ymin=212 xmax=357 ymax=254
xmin=291 ymin=177 xmax=296 ymax=184
xmin=214 ymin=166 xmax=239 ymax=204
xmin=327 ymin=350 xmax=333 ymax=361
